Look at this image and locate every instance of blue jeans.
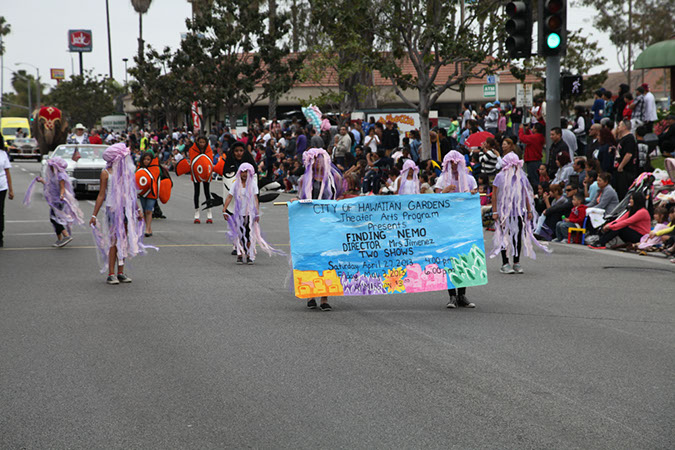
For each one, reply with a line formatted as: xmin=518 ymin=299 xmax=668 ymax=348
xmin=139 ymin=196 xmax=157 ymax=212
xmin=556 ymin=221 xmax=577 ymax=241
xmin=525 ymin=160 xmax=541 ymax=189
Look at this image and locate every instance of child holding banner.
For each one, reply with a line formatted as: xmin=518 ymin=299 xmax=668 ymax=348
xmin=490 ymin=152 xmax=549 ymax=274
xmin=222 ymin=163 xmax=279 ymax=264
xmin=435 ymin=150 xmax=477 ymax=308
xmin=297 ymin=148 xmax=345 ymax=311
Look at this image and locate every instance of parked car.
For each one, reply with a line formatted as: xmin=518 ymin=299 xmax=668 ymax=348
xmin=41 ymin=144 xmax=108 ymax=196
xmin=8 ymin=137 xmax=41 ymax=161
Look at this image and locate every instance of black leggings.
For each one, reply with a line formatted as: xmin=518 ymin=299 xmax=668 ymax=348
xmin=0 ymin=189 xmax=6 ymax=243
xmin=448 ymin=287 xmax=466 ymax=297
xmin=193 ymin=181 xmax=211 ymax=209
xmin=240 ymin=216 xmax=251 ymax=252
xmin=501 ymin=217 xmax=523 ymax=265
xmin=598 ymin=226 xmax=642 ymax=246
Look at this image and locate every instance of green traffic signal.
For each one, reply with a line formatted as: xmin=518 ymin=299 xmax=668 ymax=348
xmin=547 ymin=33 xmax=561 ymax=49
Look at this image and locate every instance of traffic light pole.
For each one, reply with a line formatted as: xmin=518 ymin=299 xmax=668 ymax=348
xmin=545 ymin=55 xmax=561 ymax=154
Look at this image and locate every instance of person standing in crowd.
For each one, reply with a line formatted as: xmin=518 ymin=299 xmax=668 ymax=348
xmin=586 ymin=123 xmax=602 ymax=159
xmin=518 ymin=123 xmax=545 ymax=188
xmin=591 ymin=90 xmax=605 ymax=123
xmin=613 ymin=119 xmax=638 ymax=199
xmin=658 ymin=114 xmax=675 ymax=157
xmin=67 ymin=123 xmax=90 ymax=145
xmin=547 ymin=127 xmax=569 ymax=177
xmin=461 ymin=104 xmax=473 ymax=130
xmin=602 ymin=91 xmax=614 ymax=121
xmin=364 ymin=127 xmax=381 ymax=156
xmin=0 ymin=142 xmax=14 ymax=248
xmin=613 ymin=84 xmax=629 ymax=122
xmin=435 ymin=150 xmax=478 ymax=308
xmin=89 ymin=129 xmax=103 ymax=145
xmin=295 ymin=128 xmax=307 ymax=161
xmin=560 ymin=118 xmax=578 ymax=158
xmin=484 ymin=103 xmax=499 ymax=135
xmin=629 ymin=86 xmax=647 ymax=131
xmin=572 ymin=106 xmax=587 ymax=154
xmin=309 ymin=127 xmax=324 ymax=149
xmin=491 ymin=152 xmax=549 ymax=274
xmin=509 ymin=98 xmax=523 ymax=136
xmin=641 ymin=84 xmax=658 ymax=132
xmin=335 ymin=126 xmax=352 ymax=168
xmin=382 ymin=121 xmax=400 ymax=151
xmin=478 ymin=138 xmax=500 ymax=177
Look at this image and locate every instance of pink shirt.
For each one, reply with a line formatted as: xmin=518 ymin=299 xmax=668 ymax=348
xmin=608 ymin=208 xmax=651 ymax=236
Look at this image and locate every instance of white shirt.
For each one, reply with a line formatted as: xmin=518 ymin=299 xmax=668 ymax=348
xmin=365 ymin=134 xmax=380 ymax=153
xmin=433 ymin=172 xmax=477 ymax=192
xmin=644 ymin=92 xmax=658 ymax=121
xmin=0 ymin=150 xmax=11 ymax=191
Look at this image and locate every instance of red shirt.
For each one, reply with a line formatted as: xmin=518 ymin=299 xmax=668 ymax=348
xmin=89 ymin=135 xmax=103 ymax=145
xmin=518 ymin=127 xmax=545 ymax=162
xmin=568 ymin=204 xmax=587 ymax=225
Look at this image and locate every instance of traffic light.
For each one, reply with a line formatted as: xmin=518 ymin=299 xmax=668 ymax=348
xmin=505 ymin=1 xmax=533 ymax=58
xmin=562 ymin=74 xmax=583 ymax=98
xmin=538 ymin=0 xmax=567 ymax=56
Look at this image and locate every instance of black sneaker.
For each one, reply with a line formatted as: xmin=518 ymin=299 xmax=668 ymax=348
xmin=117 ymin=273 xmax=132 ymax=283
xmin=307 ymin=299 xmax=317 ymax=309
xmin=236 ymin=256 xmax=243 ymax=265
xmin=231 ymin=249 xmax=237 ymax=255
xmin=457 ymin=294 xmax=475 ymax=308
xmin=319 ymin=302 xmax=332 ymax=311
xmin=446 ymin=295 xmax=458 ymax=309
xmin=106 ymin=275 xmax=120 ymax=285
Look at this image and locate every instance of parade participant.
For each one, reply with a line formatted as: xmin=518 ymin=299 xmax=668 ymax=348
xmin=90 ymin=143 xmax=155 ymax=285
xmin=222 ymin=163 xmax=280 ymax=265
xmin=176 ymin=135 xmax=215 ymax=224
xmin=435 ymin=150 xmax=478 ymax=308
xmin=66 ymin=123 xmax=89 ymax=145
xmin=491 ymin=152 xmax=549 ymax=274
xmin=135 ymin=152 xmax=159 ymax=237
xmin=24 ymin=156 xmax=84 ymax=247
xmin=394 ymin=159 xmax=420 ymax=195
xmin=0 ymin=145 xmax=14 ymax=248
xmin=296 ymin=148 xmax=345 ymax=311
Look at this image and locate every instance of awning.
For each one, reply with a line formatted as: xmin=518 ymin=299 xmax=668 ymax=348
xmin=634 ymin=40 xmax=675 ymax=69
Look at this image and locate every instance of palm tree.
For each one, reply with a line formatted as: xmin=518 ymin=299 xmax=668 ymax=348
xmin=1 ymin=16 xmax=12 ymax=118
xmin=131 ymin=0 xmax=152 ymax=62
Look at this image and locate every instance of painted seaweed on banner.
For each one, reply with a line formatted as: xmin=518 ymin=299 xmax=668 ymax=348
xmin=288 ymin=193 xmax=487 ymax=298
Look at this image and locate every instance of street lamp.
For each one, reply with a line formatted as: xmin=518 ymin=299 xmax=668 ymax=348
xmin=123 ymin=58 xmax=129 ymax=86
xmin=15 ymin=62 xmax=40 ymax=109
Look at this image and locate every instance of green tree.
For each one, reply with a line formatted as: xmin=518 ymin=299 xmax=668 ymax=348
xmin=131 ymin=0 xmax=153 ymax=63
xmin=577 ymin=0 xmax=675 ymax=87
xmin=1 ymin=70 xmax=44 ymax=118
xmin=173 ymin=0 xmax=302 ymax=128
xmin=375 ymin=0 xmax=507 ymax=160
xmin=45 ymin=71 xmax=119 ymax=128
xmin=129 ymin=46 xmax=191 ymax=129
xmin=301 ymin=0 xmax=379 ymax=116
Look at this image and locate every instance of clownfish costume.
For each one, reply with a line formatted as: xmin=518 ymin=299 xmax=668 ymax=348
xmin=135 ymin=156 xmax=173 ymax=204
xmin=176 ymin=142 xmax=226 ymax=182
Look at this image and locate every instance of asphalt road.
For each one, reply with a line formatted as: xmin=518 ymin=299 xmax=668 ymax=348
xmin=1 ymin=160 xmax=673 ymax=449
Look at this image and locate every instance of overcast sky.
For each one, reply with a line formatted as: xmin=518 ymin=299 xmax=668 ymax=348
xmin=1 ymin=0 xmax=620 ymax=95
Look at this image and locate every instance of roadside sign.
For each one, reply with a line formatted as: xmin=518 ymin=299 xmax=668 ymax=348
xmin=50 ymin=68 xmax=65 ymax=81
xmin=483 ymin=85 xmax=496 ymax=98
xmin=516 ymin=84 xmax=533 ymax=107
xmin=68 ymin=30 xmax=93 ymax=52
xmin=486 ymin=75 xmax=500 ymax=85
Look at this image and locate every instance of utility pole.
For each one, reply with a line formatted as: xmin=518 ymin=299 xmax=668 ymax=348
xmin=106 ymin=0 xmax=114 ymax=79
xmin=545 ymin=55 xmax=560 ymax=151
xmin=460 ymin=0 xmax=465 ymax=109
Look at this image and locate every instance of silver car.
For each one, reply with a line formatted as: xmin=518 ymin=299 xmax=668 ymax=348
xmin=8 ymin=137 xmax=41 ymax=161
xmin=41 ymin=144 xmax=108 ymax=196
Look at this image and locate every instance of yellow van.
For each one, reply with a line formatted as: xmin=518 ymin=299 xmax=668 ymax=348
xmin=1 ymin=117 xmax=32 ymax=144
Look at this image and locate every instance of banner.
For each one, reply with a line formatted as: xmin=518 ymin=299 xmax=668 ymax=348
xmin=289 ymin=193 xmax=487 ymax=298
xmin=191 ymin=101 xmax=202 ymax=134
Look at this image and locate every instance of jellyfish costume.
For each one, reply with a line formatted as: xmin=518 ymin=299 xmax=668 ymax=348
xmin=397 ymin=159 xmax=420 ymax=195
xmin=298 ymin=148 xmax=345 ymax=201
xmin=24 ymin=156 xmax=84 ymax=235
xmin=91 ymin=143 xmax=156 ymax=272
xmin=225 ymin=162 xmax=281 ymax=260
xmin=490 ymin=152 xmax=550 ymax=260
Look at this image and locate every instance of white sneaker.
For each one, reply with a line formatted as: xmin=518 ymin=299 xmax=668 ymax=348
xmin=194 ymin=209 xmax=200 ymax=220
xmin=500 ymin=264 xmax=515 ymax=274
xmin=206 ymin=209 xmax=213 ymax=220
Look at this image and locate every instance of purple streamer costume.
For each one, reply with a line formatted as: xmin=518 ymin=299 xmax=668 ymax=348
xmin=225 ymin=163 xmax=281 ymax=259
xmin=397 ymin=160 xmax=420 ymax=195
xmin=298 ymin=148 xmax=345 ymax=200
xmin=91 ymin=143 xmax=156 ymax=272
xmin=490 ymin=153 xmax=550 ymax=259
xmin=24 ymin=156 xmax=84 ymax=233
xmin=437 ymin=150 xmax=472 ymax=192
